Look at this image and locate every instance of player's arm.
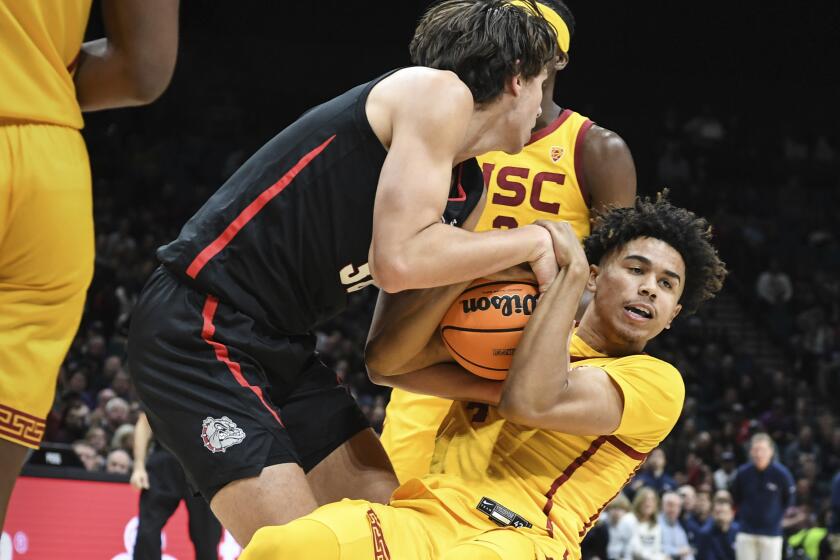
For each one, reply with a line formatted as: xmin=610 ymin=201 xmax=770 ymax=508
xmin=129 ymin=412 xmax=153 ymax=490
xmin=497 ymin=222 xmax=624 ymax=435
xmin=74 ymin=0 xmax=179 ymax=111
xmin=582 ymin=125 xmax=637 ymax=214
xmin=368 ymin=70 xmax=557 ymax=294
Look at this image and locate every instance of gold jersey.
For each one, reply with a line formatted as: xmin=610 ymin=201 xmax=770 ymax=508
xmin=0 ymin=0 xmax=93 ymax=128
xmin=398 ymin=333 xmax=685 ymax=558
xmin=476 ymin=109 xmax=594 ymax=238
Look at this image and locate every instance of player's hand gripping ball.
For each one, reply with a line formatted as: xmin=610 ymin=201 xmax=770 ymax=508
xmin=440 ymin=279 xmax=539 ymax=380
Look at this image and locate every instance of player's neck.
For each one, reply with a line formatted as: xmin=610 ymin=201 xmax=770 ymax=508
xmin=576 ymin=317 xmax=647 ymax=357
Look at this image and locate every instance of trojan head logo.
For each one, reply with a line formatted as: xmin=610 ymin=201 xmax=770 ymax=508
xmin=201 ymin=416 xmax=246 ymax=453
xmin=550 ymin=146 xmax=565 ymax=163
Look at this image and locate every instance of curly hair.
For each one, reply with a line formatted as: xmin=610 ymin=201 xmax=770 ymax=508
xmin=410 ymin=0 xmax=557 ymax=104
xmin=583 ymin=192 xmax=727 ymax=314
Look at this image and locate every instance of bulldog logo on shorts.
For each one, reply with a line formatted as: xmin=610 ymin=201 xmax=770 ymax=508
xmin=550 ymin=146 xmax=565 ymax=163
xmin=201 ymin=416 xmax=246 ymax=453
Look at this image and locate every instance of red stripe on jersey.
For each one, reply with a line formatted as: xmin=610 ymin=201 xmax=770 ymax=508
xmin=448 ymin=164 xmax=466 ymax=202
xmin=578 ymin=457 xmax=646 ymax=538
xmin=574 ymin=119 xmax=595 ymax=208
xmin=200 ymin=295 xmax=284 ymax=427
xmin=543 ymin=435 xmax=608 ymax=537
xmin=366 ymin=508 xmax=392 ymax=560
xmin=528 ymin=109 xmax=573 ymax=145
xmin=606 ymin=435 xmax=649 ymax=460
xmin=186 ymin=134 xmax=337 ymax=279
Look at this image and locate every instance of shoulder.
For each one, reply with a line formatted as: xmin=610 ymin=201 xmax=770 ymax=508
xmin=774 ymin=462 xmax=794 ymax=478
xmin=606 ymin=354 xmax=683 ymax=388
xmin=382 ymin=67 xmax=473 ymax=114
xmin=581 ymin=125 xmax=632 ymax=161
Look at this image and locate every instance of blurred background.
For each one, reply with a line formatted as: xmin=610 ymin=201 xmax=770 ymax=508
xmin=13 ymin=1 xmax=840 ymax=558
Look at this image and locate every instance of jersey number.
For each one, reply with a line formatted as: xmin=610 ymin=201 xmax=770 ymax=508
xmin=339 ymin=262 xmax=375 ymax=293
xmin=481 ymin=163 xmax=566 ymax=229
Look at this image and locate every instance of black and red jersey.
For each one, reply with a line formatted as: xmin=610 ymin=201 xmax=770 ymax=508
xmin=157 ymin=70 xmax=484 ymax=334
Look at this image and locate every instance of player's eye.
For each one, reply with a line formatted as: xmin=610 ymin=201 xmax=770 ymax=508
xmin=660 ymin=279 xmax=672 ymax=289
xmin=629 ymin=267 xmax=642 ymax=274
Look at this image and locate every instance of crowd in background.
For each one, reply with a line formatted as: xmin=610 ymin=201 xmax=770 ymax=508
xmin=34 ymin=91 xmax=839 ymax=558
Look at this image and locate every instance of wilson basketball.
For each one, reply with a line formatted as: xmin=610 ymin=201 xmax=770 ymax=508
xmin=439 ymin=278 xmax=539 ymax=380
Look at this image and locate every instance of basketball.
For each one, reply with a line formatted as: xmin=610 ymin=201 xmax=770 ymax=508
xmin=439 ymin=278 xmax=539 ymax=380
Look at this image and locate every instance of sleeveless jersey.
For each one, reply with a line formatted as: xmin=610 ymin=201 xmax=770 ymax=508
xmin=402 ymin=333 xmax=684 ymax=559
xmin=475 ymin=109 xmax=593 ymax=238
xmin=0 ymin=0 xmax=92 ymax=128
xmin=157 ymin=70 xmax=484 ymax=335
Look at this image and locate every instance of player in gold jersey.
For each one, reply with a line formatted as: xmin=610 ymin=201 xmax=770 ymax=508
xmin=0 ymin=0 xmax=178 ymax=530
xmin=381 ymin=0 xmax=638 ymax=484
xmin=241 ymin=196 xmax=726 ymax=559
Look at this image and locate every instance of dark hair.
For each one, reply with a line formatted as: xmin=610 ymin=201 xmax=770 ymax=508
xmin=410 ymin=0 xmax=557 ymax=104
xmin=538 ymin=0 xmax=576 ymax=39
xmin=584 ymin=192 xmax=727 ymax=315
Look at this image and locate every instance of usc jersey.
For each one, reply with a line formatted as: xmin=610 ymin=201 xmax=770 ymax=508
xmin=413 ymin=333 xmax=685 ymax=557
xmin=475 ymin=109 xmax=594 ymax=236
xmin=0 ymin=0 xmax=92 ymax=128
xmin=381 ymin=109 xmax=597 ymax=483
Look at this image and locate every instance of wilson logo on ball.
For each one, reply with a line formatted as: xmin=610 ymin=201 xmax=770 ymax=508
xmin=460 ymin=293 xmax=539 ymax=317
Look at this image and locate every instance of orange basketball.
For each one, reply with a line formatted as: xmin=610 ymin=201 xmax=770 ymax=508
xmin=439 ymin=278 xmax=539 ymax=380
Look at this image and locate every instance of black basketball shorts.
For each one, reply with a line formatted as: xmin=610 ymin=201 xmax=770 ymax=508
xmin=127 ymin=267 xmax=370 ymax=501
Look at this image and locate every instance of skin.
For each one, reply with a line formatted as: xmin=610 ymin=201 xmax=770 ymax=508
xmin=74 ymin=0 xmax=180 ymax=111
xmin=712 ymin=502 xmax=734 ymax=531
xmin=367 ymin=35 xmax=636 ymax=393
xmin=370 ymin=228 xmax=688 ymax=437
xmin=365 ymin=67 xmax=561 ymax=294
xmin=750 ymin=438 xmax=774 ymax=470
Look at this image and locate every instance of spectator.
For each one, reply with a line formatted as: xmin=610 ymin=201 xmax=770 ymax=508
xmin=607 ymin=494 xmax=635 ymax=560
xmin=627 ymin=487 xmax=667 ymax=560
xmin=755 ymin=260 xmax=793 ymax=306
xmin=84 ymin=426 xmax=108 ymax=456
xmin=73 ymin=441 xmax=104 ymax=472
xmin=695 ymin=490 xmax=714 ymax=530
xmin=105 ymin=449 xmax=132 ymax=475
xmin=661 ymin=491 xmax=695 ymax=560
xmin=696 ymin=496 xmax=739 ymax=560
xmin=732 ymin=433 xmax=796 ymax=560
xmin=821 ymin=472 xmax=840 ymax=560
xmin=633 ymin=448 xmax=679 ymax=495
xmin=787 ymin=507 xmax=828 ymax=560
xmin=103 ymin=396 xmax=131 ymax=434
xmin=679 ymin=485 xmax=705 ymax=547
xmin=715 ymin=452 xmax=739 ymax=492
xmin=110 ymin=423 xmax=135 ymax=455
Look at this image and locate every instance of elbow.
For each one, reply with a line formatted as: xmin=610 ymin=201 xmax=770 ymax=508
xmin=497 ymin=394 xmax=537 ymax=426
xmin=125 ymin=54 xmax=177 ymax=105
xmin=370 ymin=255 xmax=411 ymax=294
xmin=129 ymin=70 xmax=174 ymax=105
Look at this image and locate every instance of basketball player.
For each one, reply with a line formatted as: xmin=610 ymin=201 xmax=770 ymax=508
xmin=380 ymin=0 xmax=638 ymax=483
xmin=127 ymin=0 xmax=562 ymax=546
xmin=240 ymin=195 xmax=727 ymax=560
xmin=0 ymin=0 xmax=178 ymax=530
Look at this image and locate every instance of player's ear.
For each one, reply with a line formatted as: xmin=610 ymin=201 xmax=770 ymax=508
xmin=555 ymin=51 xmax=569 ymax=71
xmin=507 ymin=61 xmax=524 ymax=96
xmin=665 ymin=303 xmax=683 ymax=330
xmin=586 ymin=264 xmax=599 ymax=293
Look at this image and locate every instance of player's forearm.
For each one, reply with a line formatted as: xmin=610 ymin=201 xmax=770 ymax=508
xmin=74 ymin=0 xmax=178 ymax=111
xmin=372 ymin=223 xmax=546 ymax=293
xmin=75 ymin=39 xmax=175 ymax=111
xmin=369 ymin=362 xmax=502 ymax=405
xmin=365 ymin=283 xmax=469 ymax=375
xmin=133 ymin=413 xmax=153 ymax=466
xmin=498 ymin=263 xmax=588 ymax=420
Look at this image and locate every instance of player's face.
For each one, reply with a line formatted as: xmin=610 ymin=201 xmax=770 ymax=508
xmin=505 ymin=67 xmax=548 ymax=152
xmin=590 ymin=237 xmax=685 ymax=346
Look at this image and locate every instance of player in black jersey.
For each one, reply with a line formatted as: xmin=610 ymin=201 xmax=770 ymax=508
xmin=129 ymin=0 xmax=563 ymax=545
